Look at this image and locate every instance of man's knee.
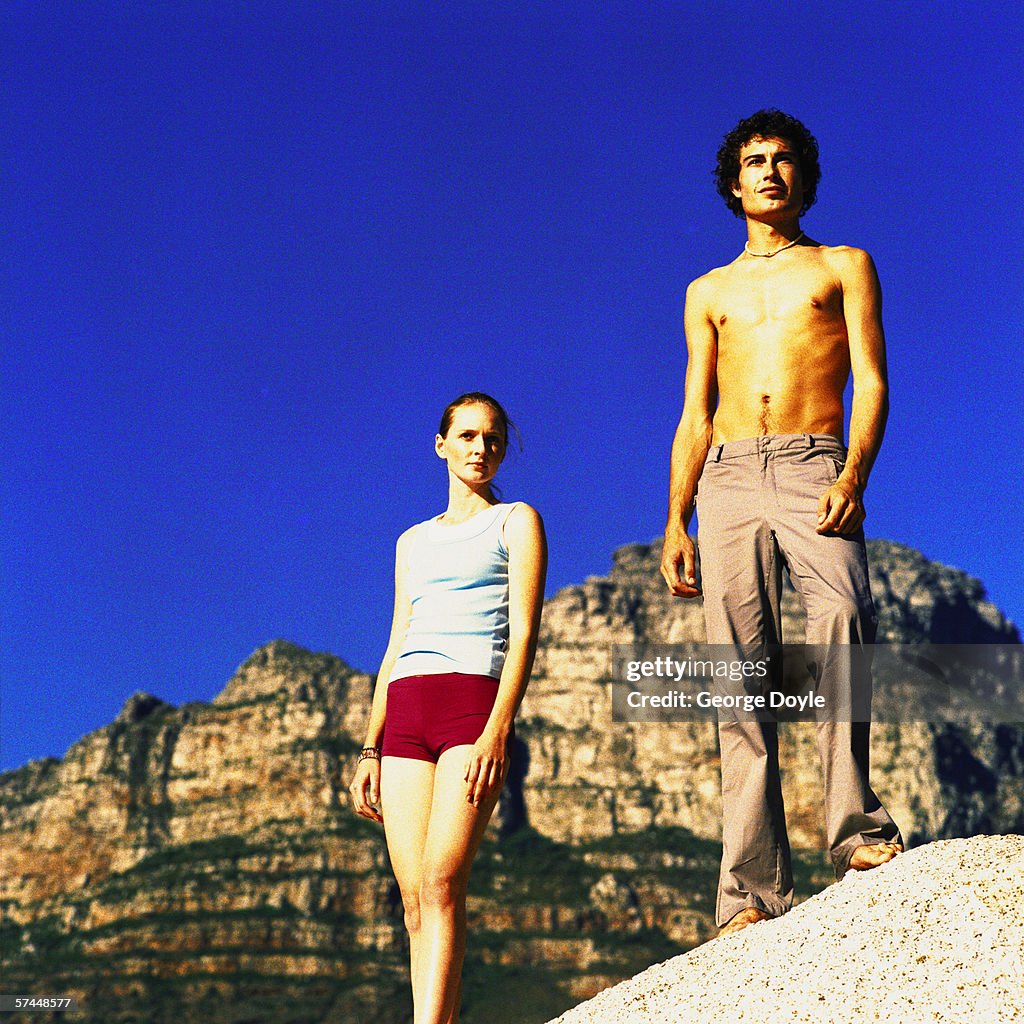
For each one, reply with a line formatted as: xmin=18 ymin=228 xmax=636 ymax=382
xmin=807 ymin=594 xmax=876 ymax=643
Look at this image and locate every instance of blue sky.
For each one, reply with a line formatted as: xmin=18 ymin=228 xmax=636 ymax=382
xmin=3 ymin=2 xmax=1022 ymax=771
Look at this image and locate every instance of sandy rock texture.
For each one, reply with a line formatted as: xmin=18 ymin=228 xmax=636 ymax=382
xmin=550 ymin=834 xmax=1024 ymax=1024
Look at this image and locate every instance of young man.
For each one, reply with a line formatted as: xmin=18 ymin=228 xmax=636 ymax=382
xmin=661 ymin=110 xmax=902 ymax=937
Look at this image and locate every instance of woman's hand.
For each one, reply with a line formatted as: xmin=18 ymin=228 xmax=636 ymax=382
xmin=463 ymin=729 xmax=509 ymax=807
xmin=349 ymin=756 xmax=383 ymax=823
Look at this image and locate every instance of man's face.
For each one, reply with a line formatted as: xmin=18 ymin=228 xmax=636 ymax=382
xmin=731 ymin=136 xmax=804 ymax=218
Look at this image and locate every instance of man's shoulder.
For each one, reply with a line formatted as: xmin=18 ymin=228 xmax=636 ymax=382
xmin=817 ymin=243 xmax=876 ymax=271
xmin=686 ymin=258 xmax=740 ymax=299
xmin=814 ymin=244 xmax=880 ymax=294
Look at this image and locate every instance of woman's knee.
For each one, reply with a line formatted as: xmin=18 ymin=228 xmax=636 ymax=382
xmin=419 ymin=869 xmax=466 ymax=912
xmin=403 ymin=903 xmax=422 ymax=936
xmin=398 ymin=885 xmax=423 ymax=935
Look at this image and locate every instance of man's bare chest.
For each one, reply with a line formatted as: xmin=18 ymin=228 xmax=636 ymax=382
xmin=712 ymin=265 xmax=844 ymax=330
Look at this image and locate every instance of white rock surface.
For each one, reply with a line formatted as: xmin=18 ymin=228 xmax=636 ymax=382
xmin=550 ymin=835 xmax=1024 ymax=1023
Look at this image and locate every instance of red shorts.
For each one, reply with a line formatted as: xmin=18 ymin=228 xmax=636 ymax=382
xmin=381 ymin=673 xmax=509 ymax=763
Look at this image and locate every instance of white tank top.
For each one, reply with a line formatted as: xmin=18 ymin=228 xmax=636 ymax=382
xmin=390 ymin=502 xmax=518 ymax=681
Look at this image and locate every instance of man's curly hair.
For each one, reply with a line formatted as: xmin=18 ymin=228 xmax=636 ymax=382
xmin=715 ymin=109 xmax=821 ymax=217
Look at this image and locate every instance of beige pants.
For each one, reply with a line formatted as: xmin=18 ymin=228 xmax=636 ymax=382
xmin=695 ymin=434 xmax=902 ymax=926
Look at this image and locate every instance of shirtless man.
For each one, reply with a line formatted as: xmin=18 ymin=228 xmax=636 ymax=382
xmin=661 ymin=110 xmax=903 ymax=937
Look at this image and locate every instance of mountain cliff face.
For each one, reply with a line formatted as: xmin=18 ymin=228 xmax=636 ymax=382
xmin=1 ymin=648 xmax=410 ymax=1022
xmin=1 ymin=539 xmax=1020 ymax=1023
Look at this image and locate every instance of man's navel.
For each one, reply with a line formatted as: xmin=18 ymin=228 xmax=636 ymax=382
xmin=759 ymin=393 xmax=771 ymax=435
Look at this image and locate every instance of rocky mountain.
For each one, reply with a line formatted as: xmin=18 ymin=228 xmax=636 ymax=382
xmin=1 ymin=539 xmax=1020 ymax=1023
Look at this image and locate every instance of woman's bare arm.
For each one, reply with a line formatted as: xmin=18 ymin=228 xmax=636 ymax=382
xmin=348 ymin=526 xmax=415 ymax=822
xmin=463 ymin=504 xmax=547 ymax=806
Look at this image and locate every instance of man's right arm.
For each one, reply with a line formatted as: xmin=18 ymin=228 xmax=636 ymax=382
xmin=661 ymin=275 xmax=718 ymax=598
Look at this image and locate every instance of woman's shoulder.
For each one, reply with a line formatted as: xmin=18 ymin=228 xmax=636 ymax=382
xmin=395 ymin=518 xmax=431 ymax=552
xmin=501 ymin=500 xmax=542 ymax=520
xmin=500 ymin=502 xmax=545 ymax=542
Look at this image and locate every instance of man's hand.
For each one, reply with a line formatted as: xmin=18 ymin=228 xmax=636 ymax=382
xmin=816 ymin=478 xmax=866 ymax=535
xmin=661 ymin=526 xmax=701 ymax=597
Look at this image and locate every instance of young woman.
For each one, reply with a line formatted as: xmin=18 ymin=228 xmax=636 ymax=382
xmin=349 ymin=392 xmax=547 ymax=1024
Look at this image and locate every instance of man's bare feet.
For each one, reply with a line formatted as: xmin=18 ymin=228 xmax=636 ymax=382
xmin=848 ymin=841 xmax=903 ymax=871
xmin=717 ymin=906 xmax=771 ymax=938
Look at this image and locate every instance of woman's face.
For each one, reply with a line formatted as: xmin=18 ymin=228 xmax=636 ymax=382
xmin=435 ymin=403 xmax=506 ymax=486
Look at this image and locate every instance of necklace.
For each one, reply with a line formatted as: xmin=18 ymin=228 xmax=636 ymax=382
xmin=744 ymin=231 xmax=805 ymax=258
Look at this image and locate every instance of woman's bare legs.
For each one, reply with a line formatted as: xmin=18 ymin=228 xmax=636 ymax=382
xmin=381 ymin=748 xmax=502 ymax=1024
xmin=381 ymin=756 xmax=434 ymax=1006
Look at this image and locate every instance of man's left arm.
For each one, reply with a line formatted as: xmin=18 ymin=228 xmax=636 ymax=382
xmin=818 ymin=247 xmax=889 ymax=535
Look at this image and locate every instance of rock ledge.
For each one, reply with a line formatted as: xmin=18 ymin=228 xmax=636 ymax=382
xmin=550 ymin=834 xmax=1024 ymax=1024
